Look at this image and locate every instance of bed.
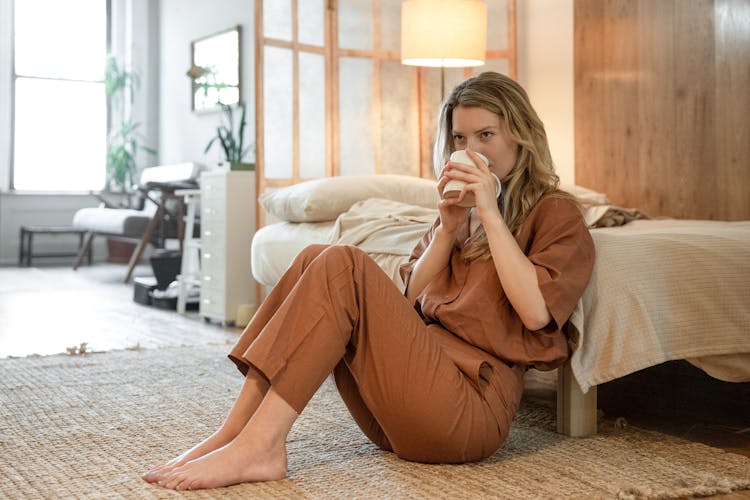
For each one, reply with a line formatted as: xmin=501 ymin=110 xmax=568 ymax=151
xmin=250 ymin=175 xmax=750 ymax=436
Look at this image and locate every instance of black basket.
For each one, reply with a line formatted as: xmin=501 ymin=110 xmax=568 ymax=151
xmin=133 ymin=276 xmax=158 ymax=305
xmin=150 ymin=250 xmax=182 ymax=290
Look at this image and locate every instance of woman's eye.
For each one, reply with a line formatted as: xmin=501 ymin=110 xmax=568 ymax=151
xmin=481 ymin=131 xmax=494 ymax=139
xmin=452 ymin=135 xmax=464 ymax=142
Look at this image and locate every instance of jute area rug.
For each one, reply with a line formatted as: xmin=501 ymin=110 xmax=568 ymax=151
xmin=1 ymin=344 xmax=748 ymax=500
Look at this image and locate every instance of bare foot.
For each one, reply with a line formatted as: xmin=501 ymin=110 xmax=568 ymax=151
xmin=156 ymin=435 xmax=287 ymax=490
xmin=142 ymin=430 xmax=234 ymax=483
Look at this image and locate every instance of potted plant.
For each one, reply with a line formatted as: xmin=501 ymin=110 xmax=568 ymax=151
xmin=204 ymin=102 xmax=254 ymax=171
xmin=103 ymin=56 xmax=156 ymax=262
xmin=105 ymin=56 xmax=156 ymax=192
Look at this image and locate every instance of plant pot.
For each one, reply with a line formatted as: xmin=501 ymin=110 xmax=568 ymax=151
xmin=218 ymin=161 xmax=255 ymax=171
xmin=231 ymin=161 xmax=254 ymax=171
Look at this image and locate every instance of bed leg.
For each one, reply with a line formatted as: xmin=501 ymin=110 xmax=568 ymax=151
xmin=556 ymin=361 xmax=597 ymax=437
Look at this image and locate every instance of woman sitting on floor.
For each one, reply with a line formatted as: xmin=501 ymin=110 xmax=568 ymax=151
xmin=143 ymin=71 xmax=595 ymax=491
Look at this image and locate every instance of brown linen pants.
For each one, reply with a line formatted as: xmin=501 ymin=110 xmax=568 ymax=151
xmin=229 ymin=244 xmax=524 ymax=463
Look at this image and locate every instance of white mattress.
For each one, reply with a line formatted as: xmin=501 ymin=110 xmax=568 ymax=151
xmin=251 ymin=221 xmax=336 ymax=286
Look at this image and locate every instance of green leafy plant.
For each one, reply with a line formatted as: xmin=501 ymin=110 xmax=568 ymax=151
xmin=105 ymin=56 xmax=156 ymax=191
xmin=204 ymin=102 xmax=253 ymax=164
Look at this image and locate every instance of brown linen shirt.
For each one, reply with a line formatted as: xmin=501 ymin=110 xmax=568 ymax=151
xmin=399 ymin=194 xmax=595 ymax=371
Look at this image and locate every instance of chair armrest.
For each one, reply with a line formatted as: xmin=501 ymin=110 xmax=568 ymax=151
xmin=142 ymin=180 xmax=199 ymax=193
xmin=89 ymin=190 xmax=147 ymax=210
xmin=88 ymin=191 xmax=120 ymax=209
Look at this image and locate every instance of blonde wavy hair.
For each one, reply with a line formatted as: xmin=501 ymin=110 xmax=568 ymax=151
xmin=433 ymin=71 xmax=569 ymax=260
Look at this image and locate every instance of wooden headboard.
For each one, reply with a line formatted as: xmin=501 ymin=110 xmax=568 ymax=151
xmin=574 ymin=0 xmax=750 ymax=221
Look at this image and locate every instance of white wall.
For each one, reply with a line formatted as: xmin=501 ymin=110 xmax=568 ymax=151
xmin=158 ymin=0 xmax=255 ymax=167
xmin=124 ymin=0 xmax=161 ymax=169
xmin=107 ymin=0 xmax=160 ymax=168
xmin=517 ymin=0 xmax=575 ymax=186
xmin=0 ymin=0 xmax=14 ymax=193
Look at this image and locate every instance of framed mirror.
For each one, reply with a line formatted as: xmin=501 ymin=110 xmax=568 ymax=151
xmin=189 ymin=25 xmax=242 ymax=112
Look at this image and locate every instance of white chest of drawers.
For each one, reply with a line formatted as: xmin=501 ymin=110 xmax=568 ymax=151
xmin=199 ymin=170 xmax=256 ymax=325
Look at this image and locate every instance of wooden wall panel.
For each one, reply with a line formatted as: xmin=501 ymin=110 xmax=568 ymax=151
xmin=574 ymin=0 xmax=750 ymax=220
xmin=715 ymin=0 xmax=750 ymax=220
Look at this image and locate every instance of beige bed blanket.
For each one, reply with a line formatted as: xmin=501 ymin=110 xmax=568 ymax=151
xmin=567 ymin=219 xmax=750 ymax=392
xmin=327 ymin=199 xmax=750 ymax=390
xmin=327 ymin=198 xmax=436 ymax=291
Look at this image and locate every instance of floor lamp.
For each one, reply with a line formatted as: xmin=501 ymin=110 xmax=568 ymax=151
xmin=400 ymin=0 xmax=487 ymax=99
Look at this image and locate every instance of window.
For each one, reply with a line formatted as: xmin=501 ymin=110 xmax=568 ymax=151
xmin=12 ymin=0 xmax=108 ymax=191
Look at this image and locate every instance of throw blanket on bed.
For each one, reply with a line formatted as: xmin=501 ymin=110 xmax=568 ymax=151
xmin=327 ymin=198 xmax=436 ymax=291
xmin=583 ymin=204 xmax=648 ymax=228
xmin=562 ymin=184 xmax=648 ymax=228
xmin=567 ymin=219 xmax=750 ymax=392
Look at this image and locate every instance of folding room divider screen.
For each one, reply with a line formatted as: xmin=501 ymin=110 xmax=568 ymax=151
xmin=254 ymin=0 xmax=518 ymax=226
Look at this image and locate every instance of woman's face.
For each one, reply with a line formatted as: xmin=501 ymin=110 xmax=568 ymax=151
xmin=450 ymin=105 xmax=517 ymax=180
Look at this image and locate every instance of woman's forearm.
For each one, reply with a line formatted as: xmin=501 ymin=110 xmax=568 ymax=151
xmin=405 ymin=226 xmax=456 ymax=303
xmin=483 ymin=215 xmax=552 ymax=331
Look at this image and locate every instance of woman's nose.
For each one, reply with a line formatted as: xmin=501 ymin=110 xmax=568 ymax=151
xmin=466 ymin=141 xmax=485 ymax=157
xmin=465 ymin=138 xmax=482 ymax=152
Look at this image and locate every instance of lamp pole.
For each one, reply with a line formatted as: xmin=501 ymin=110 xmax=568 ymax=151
xmin=441 ymin=65 xmax=445 ymax=101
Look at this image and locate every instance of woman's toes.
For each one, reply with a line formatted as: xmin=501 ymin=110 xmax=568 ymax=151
xmin=144 ymin=465 xmax=171 ymax=483
xmin=170 ymin=477 xmax=187 ymax=491
xmin=156 ymin=472 xmax=173 ymax=488
xmin=176 ymin=478 xmax=194 ymax=491
xmin=160 ymin=473 xmax=183 ymax=490
xmin=156 ymin=477 xmax=176 ymax=490
xmin=145 ymin=468 xmax=167 ymax=482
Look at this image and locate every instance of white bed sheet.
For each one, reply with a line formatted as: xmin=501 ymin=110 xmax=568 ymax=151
xmin=251 ymin=220 xmax=335 ymax=286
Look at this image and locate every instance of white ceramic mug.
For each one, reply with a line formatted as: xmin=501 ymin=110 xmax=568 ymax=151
xmin=443 ymin=150 xmax=498 ymax=208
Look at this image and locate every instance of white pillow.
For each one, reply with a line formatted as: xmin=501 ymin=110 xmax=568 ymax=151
xmin=260 ymin=175 xmax=439 ymax=222
xmin=560 ymin=183 xmax=610 ymax=205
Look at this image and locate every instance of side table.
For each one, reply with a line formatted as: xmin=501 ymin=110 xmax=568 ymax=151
xmin=19 ymin=226 xmax=92 ymax=267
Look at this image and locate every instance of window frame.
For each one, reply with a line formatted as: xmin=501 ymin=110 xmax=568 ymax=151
xmin=9 ymin=0 xmax=112 ymax=193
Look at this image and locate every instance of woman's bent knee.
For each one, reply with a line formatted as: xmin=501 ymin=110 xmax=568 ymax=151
xmin=317 ymin=244 xmax=370 ymax=265
xmin=294 ymin=244 xmax=330 ymax=268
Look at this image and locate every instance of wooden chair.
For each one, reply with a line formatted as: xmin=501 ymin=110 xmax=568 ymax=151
xmin=72 ymin=163 xmax=202 ymax=283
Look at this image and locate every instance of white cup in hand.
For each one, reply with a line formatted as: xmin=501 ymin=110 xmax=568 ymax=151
xmin=443 ymin=150 xmax=496 ymax=208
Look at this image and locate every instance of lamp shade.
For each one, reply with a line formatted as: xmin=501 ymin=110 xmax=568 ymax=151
xmin=401 ymin=0 xmax=487 ymax=68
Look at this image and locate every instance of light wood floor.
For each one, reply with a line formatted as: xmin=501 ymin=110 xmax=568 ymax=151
xmin=0 ymin=263 xmax=241 ymax=357
xmin=1 ymin=262 xmax=748 ymax=498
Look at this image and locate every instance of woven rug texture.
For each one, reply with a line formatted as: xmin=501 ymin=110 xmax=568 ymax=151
xmin=1 ymin=344 xmax=748 ymax=499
